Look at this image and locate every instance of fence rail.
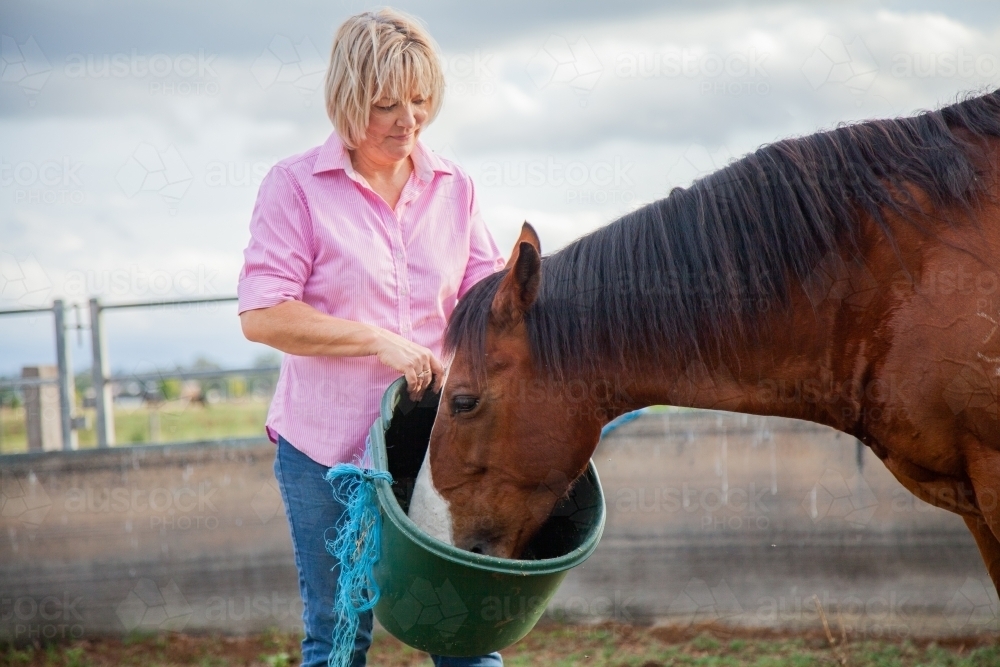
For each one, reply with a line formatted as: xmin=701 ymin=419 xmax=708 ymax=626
xmin=1 ymin=295 xmax=275 ymax=455
xmin=0 ymin=305 xmax=57 ymax=316
xmin=0 ymin=376 xmax=60 ymax=389
xmin=100 ymin=295 xmax=239 ymax=310
xmin=108 ymin=365 xmax=280 ymax=384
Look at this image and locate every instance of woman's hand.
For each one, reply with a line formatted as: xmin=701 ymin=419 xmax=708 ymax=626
xmin=371 ymin=328 xmax=444 ymax=401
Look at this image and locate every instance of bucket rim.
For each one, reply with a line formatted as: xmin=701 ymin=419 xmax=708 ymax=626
xmin=370 ymin=377 xmax=606 ymax=576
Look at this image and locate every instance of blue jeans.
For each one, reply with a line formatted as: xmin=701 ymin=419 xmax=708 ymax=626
xmin=273 ymin=436 xmax=503 ymax=667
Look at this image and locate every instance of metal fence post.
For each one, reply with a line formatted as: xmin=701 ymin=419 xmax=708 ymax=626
xmin=89 ymin=297 xmax=115 ymax=447
xmin=53 ymin=299 xmax=78 ymax=451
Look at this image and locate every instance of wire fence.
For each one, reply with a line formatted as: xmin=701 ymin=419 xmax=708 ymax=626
xmin=0 ymin=295 xmax=278 ymax=455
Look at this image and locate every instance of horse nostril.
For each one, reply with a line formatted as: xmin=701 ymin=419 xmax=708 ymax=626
xmin=470 ymin=545 xmax=484 ymax=555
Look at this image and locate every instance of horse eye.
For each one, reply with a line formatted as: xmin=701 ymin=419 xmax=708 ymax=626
xmin=451 ymin=395 xmax=479 ymax=414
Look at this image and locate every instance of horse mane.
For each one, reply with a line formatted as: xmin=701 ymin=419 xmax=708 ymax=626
xmin=446 ymin=89 xmax=1000 ymax=380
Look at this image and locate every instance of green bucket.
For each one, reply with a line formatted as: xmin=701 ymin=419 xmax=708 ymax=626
xmin=368 ymin=377 xmax=606 ymax=657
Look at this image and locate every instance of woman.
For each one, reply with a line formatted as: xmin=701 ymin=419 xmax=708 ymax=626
xmin=237 ymin=9 xmax=505 ymax=667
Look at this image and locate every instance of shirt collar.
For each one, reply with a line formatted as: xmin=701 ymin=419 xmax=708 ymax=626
xmin=312 ymin=131 xmax=454 ymax=182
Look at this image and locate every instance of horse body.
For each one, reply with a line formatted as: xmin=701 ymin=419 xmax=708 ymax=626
xmin=636 ymin=188 xmax=1000 ymax=525
xmin=409 ymin=90 xmax=1000 ymax=591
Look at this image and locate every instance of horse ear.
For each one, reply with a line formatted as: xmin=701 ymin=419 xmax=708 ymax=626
xmin=504 ymin=222 xmax=541 ymax=269
xmin=492 ymin=223 xmax=542 ymax=327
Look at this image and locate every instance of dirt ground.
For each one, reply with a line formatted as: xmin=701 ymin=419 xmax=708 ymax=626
xmin=2 ymin=623 xmax=999 ymax=667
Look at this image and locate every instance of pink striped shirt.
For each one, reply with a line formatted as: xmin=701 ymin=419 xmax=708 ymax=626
xmin=237 ymin=131 xmax=505 ymax=466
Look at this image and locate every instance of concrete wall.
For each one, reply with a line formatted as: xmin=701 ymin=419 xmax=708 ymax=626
xmin=0 ymin=438 xmax=298 ymax=642
xmin=559 ymin=411 xmax=998 ymax=640
xmin=1 ymin=411 xmax=997 ymax=643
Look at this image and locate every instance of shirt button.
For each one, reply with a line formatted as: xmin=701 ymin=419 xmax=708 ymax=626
xmin=400 ymin=287 xmax=408 ymax=296
xmin=395 ymin=251 xmax=404 ymax=261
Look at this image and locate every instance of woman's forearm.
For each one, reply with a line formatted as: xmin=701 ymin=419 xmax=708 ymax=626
xmin=239 ymin=300 xmax=381 ymax=357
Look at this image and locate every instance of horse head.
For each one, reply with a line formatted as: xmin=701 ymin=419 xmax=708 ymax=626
xmin=408 ymin=223 xmax=606 ymax=558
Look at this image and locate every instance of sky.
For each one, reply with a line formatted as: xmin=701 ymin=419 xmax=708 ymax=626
xmin=1 ymin=0 xmax=999 ymax=377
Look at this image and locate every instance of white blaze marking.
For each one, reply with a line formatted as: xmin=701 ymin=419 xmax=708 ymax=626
xmin=408 ymin=446 xmax=454 ymax=545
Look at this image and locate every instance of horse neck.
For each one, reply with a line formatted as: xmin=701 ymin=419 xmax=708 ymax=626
xmin=608 ymin=277 xmax=878 ymax=437
xmin=607 ymin=195 xmax=942 ymax=435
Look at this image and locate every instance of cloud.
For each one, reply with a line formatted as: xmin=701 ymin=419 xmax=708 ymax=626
xmin=1 ymin=3 xmax=998 ymax=373
xmin=1 ymin=0 xmax=677 ymax=60
xmin=432 ymin=6 xmax=1000 ymax=155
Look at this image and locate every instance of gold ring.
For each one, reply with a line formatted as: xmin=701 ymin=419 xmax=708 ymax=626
xmin=417 ymin=370 xmax=429 ymax=377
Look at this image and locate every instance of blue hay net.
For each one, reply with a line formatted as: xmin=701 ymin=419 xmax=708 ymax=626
xmin=600 ymin=407 xmax=647 ymax=438
xmin=323 ymin=436 xmax=392 ymax=667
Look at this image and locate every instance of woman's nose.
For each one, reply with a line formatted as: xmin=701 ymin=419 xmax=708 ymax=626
xmin=397 ymin=104 xmax=418 ymax=128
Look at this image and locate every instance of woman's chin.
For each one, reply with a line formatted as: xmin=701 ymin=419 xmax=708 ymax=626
xmin=385 ymin=144 xmax=414 ymax=161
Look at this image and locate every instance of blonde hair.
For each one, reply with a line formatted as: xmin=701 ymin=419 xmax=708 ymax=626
xmin=325 ymin=8 xmax=445 ymax=149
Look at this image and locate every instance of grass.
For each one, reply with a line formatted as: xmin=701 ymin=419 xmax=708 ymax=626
xmin=0 ymin=401 xmax=270 ymax=455
xmin=1 ymin=624 xmax=998 ymax=667
xmin=0 ymin=402 xmax=685 ymax=455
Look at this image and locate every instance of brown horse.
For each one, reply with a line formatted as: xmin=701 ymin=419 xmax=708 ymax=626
xmin=409 ymin=90 xmax=1000 ymax=592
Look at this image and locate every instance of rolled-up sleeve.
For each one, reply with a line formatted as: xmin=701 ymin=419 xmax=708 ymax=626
xmin=458 ymin=177 xmax=506 ymax=299
xmin=237 ymin=166 xmax=315 ymax=315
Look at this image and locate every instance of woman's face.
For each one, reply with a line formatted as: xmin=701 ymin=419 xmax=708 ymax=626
xmin=356 ymin=93 xmax=429 ymax=165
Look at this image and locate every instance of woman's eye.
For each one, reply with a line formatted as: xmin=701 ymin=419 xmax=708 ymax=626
xmin=451 ymin=395 xmax=479 ymax=414
xmin=376 ymin=103 xmax=396 ymax=111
